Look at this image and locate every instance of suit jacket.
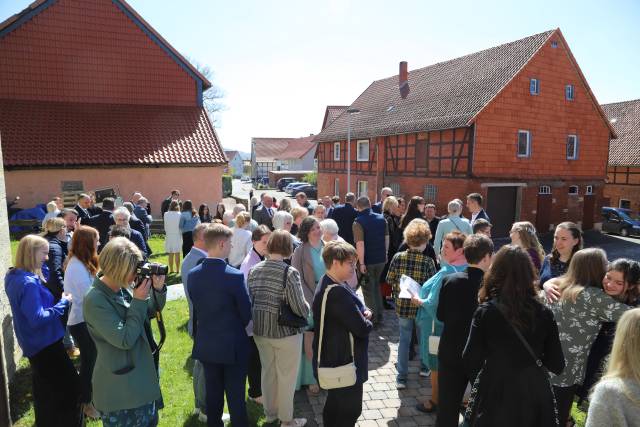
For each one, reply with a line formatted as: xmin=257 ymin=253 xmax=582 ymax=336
xmin=133 ymin=206 xmax=152 ymax=235
xmin=83 ymin=211 xmax=115 ymax=248
xmin=129 ymin=215 xmax=147 ymax=240
xmin=372 ymin=201 xmax=383 ymax=214
xmin=472 ymin=209 xmax=490 ymax=224
xmin=44 ymin=236 xmax=67 ymax=300
xmin=74 ymin=204 xmax=90 ymax=220
xmin=253 ymin=205 xmax=275 ymax=230
xmin=129 ymin=228 xmax=149 ymax=259
xmin=181 ymin=247 xmax=207 ymax=336
xmin=188 ymin=258 xmax=251 ymax=365
xmin=331 ymin=203 xmax=358 ymax=245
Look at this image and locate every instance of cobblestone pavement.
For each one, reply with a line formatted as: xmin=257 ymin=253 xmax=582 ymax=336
xmin=292 ymin=310 xmax=437 ymax=427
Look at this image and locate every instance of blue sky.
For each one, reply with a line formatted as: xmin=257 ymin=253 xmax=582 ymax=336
xmin=2 ymin=0 xmax=639 ymax=152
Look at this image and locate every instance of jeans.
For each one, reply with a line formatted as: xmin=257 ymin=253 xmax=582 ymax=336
xmin=397 ymin=317 xmax=416 ymax=381
xmin=363 ymin=263 xmax=386 ymax=322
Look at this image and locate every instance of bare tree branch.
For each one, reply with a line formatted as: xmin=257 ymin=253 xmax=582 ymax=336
xmin=188 ymin=58 xmax=225 ymax=125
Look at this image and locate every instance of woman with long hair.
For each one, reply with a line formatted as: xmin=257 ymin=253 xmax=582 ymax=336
xmin=400 ymin=196 xmax=426 ymax=230
xmin=229 ymin=212 xmax=253 ymax=268
xmin=64 ymin=225 xmax=101 ymax=419
xmin=214 ymin=202 xmax=226 ymax=222
xmin=545 ymin=248 xmax=631 ymax=427
xmin=509 ymin=221 xmax=545 ymax=270
xmin=578 ymin=259 xmax=640 ymax=404
xmin=198 ymin=203 xmax=212 ymax=223
xmin=539 ymin=222 xmax=582 ymax=286
xmin=462 ymin=245 xmax=565 ymax=427
xmin=5 ymin=235 xmax=80 ymax=426
xmin=180 ymin=200 xmax=201 ymax=257
xmin=586 ymin=308 xmax=640 ymax=427
xmin=163 ymin=200 xmax=182 ymax=274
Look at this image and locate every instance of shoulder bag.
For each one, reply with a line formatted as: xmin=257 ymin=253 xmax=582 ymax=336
xmin=428 ymin=318 xmax=440 ymax=355
xmin=317 ymin=284 xmax=357 ymax=389
xmin=277 ymin=265 xmax=308 ymax=328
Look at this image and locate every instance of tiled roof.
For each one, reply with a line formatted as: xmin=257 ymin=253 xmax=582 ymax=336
xmin=252 ymin=136 xmax=316 ymax=162
xmin=602 ymin=99 xmax=640 ymax=166
xmin=0 ymin=99 xmax=226 ymax=167
xmin=224 ymin=150 xmax=239 ymax=161
xmin=314 ymin=30 xmax=556 ymax=143
xmin=321 ymin=106 xmax=348 ymax=130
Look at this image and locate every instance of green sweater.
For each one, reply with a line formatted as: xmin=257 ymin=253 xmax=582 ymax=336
xmin=83 ymin=278 xmax=165 ymax=413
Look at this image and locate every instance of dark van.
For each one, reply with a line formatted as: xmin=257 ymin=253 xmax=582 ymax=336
xmin=601 ymin=207 xmax=640 ymax=237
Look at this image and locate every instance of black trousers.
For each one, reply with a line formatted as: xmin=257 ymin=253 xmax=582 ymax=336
xmin=203 ymin=361 xmax=248 ymax=427
xmin=553 ymin=384 xmax=578 ymax=427
xmin=247 ymin=336 xmax=262 ymax=398
xmin=69 ymin=322 xmax=97 ymax=404
xmin=437 ymin=359 xmax=469 ymax=427
xmin=28 ymin=340 xmax=82 ymax=427
xmin=182 ymin=231 xmax=194 ymax=257
xmin=323 ymin=382 xmax=363 ymax=427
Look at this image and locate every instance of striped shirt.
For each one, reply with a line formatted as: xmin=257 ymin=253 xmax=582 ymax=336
xmin=248 ymin=260 xmax=310 ymax=339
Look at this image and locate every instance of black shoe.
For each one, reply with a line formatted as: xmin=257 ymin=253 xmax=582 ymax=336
xmin=416 ymin=400 xmax=437 ymax=414
xmin=383 ymin=300 xmax=394 ymax=310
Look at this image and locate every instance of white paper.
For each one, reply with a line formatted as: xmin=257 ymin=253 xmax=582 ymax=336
xmin=398 ymin=274 xmax=421 ymax=299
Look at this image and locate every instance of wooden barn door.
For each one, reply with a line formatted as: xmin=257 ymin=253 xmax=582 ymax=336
xmin=536 ymin=194 xmax=553 ymax=233
xmin=582 ymin=195 xmax=595 ymax=230
xmin=486 ymin=187 xmax=518 ymax=238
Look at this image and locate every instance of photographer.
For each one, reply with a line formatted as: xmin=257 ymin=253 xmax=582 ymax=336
xmin=83 ymin=237 xmax=167 ymax=426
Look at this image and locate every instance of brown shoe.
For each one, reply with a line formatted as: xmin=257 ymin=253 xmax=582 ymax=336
xmin=66 ymin=346 xmax=80 ymax=358
xmin=83 ymin=403 xmax=100 ymax=419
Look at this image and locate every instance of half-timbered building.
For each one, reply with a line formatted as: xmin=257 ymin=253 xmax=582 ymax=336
xmin=602 ymin=99 xmax=640 ymax=214
xmin=315 ymin=29 xmax=615 ymax=237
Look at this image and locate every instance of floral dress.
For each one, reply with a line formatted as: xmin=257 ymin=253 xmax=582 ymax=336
xmin=545 ymin=287 xmax=629 ymax=387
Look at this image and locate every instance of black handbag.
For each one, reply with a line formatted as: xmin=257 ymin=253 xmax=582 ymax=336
xmin=277 ymin=265 xmax=308 ymax=328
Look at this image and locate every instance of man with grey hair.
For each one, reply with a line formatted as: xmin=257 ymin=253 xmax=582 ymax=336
xmin=372 ymin=187 xmax=393 ymax=214
xmin=331 ymin=192 xmax=358 ymax=245
xmin=353 ymin=196 xmax=389 ymax=325
xmin=112 ymin=206 xmax=148 ymax=258
xmin=122 ymin=201 xmax=148 ymax=240
xmin=433 ymin=199 xmax=473 ymax=259
xmin=74 ymin=193 xmax=92 ymax=219
xmin=134 ymin=197 xmax=153 ymax=238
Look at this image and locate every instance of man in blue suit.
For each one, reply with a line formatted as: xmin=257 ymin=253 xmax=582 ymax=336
xmin=181 ymin=223 xmax=209 ymax=421
xmin=330 ymin=192 xmax=358 ymax=245
xmin=371 ymin=187 xmax=393 ymax=214
xmin=188 ymin=224 xmax=251 ymax=427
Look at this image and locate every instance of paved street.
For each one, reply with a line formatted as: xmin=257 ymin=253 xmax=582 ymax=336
xmin=231 ymin=179 xmax=317 ymax=207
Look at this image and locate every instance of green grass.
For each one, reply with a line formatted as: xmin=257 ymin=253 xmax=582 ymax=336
xmin=572 ymin=402 xmax=587 ymax=426
xmin=10 ymin=298 xmax=268 ymax=426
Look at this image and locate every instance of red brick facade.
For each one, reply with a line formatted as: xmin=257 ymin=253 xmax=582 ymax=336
xmin=604 ymin=166 xmax=640 ymax=212
xmin=0 ymin=0 xmax=197 ymax=106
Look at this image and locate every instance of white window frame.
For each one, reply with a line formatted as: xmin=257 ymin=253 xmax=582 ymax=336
xmin=539 ymin=185 xmax=551 ymax=195
xmin=333 ymin=142 xmax=340 ymax=161
xmin=334 ymin=178 xmax=340 ymax=197
xmin=565 ymin=84 xmax=574 ymax=101
xmin=517 ymin=130 xmax=531 ymax=158
xmin=567 ymin=135 xmax=578 ymax=160
xmin=530 ymin=78 xmax=540 ymax=95
xmin=585 ymin=185 xmax=593 ymax=195
xmin=356 ymin=140 xmax=369 ymax=162
xmin=568 ymin=185 xmax=579 ymax=196
xmin=357 ymin=180 xmax=368 ymax=198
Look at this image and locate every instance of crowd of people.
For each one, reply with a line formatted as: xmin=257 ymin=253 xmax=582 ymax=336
xmin=4 ymin=186 xmax=640 ymax=427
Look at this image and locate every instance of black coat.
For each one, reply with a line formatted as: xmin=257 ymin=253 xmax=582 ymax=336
xmin=463 ymin=300 xmax=564 ymax=427
xmin=129 ymin=215 xmax=147 ymax=239
xmin=83 ymin=211 xmax=114 ymax=249
xmin=74 ymin=204 xmax=90 ymax=220
xmin=312 ymin=274 xmax=372 ymax=384
xmin=331 ymin=204 xmax=358 ymax=245
xmin=253 ymin=206 xmax=275 ymax=230
xmin=44 ymin=236 xmax=67 ymax=300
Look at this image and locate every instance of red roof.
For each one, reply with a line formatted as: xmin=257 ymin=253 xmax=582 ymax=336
xmin=321 ymin=106 xmax=348 ymax=130
xmin=252 ymin=136 xmax=316 ymax=162
xmin=0 ymin=99 xmax=226 ymax=167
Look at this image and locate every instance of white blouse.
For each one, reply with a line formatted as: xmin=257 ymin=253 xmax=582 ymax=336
xmin=228 ymin=227 xmax=252 ymax=267
xmin=63 ymin=256 xmax=95 ymax=325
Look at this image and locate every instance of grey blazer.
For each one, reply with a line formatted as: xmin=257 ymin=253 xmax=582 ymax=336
xmin=253 ymin=206 xmax=275 ymax=230
xmin=291 ymin=241 xmax=324 ymax=305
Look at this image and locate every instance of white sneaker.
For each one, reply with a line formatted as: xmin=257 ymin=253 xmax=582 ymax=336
xmin=420 ymin=369 xmax=431 ymax=377
xmin=281 ymin=418 xmax=307 ymax=427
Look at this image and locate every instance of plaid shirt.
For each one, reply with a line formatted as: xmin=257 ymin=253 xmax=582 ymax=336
xmin=386 ymin=249 xmax=436 ymax=318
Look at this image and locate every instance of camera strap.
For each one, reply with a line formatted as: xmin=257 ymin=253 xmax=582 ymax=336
xmin=152 ymin=287 xmax=166 ymax=353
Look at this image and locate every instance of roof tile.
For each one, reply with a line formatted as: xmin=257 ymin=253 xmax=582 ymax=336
xmin=602 ymin=99 xmax=640 ymax=167
xmin=252 ymin=136 xmax=316 ymax=162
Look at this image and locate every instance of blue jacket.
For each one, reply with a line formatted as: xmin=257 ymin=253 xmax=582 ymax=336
xmin=355 ymin=208 xmax=387 ymax=265
xmin=44 ymin=236 xmax=67 ymax=299
xmin=133 ymin=206 xmax=152 ymax=236
xmin=128 ymin=228 xmax=149 ymax=259
xmin=331 ymin=203 xmax=358 ymax=245
xmin=5 ymin=268 xmax=69 ymax=357
xmin=179 ymin=212 xmax=201 ymax=233
xmin=371 ymin=201 xmax=383 ymax=214
xmin=188 ymin=258 xmax=251 ymax=365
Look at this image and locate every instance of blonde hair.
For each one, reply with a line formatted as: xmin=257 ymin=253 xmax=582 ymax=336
xmin=382 ymin=196 xmax=399 ymax=214
xmin=42 ymin=217 xmax=65 ymax=235
xmin=290 ymin=206 xmax=308 ymax=221
xmin=203 ymin=224 xmax=233 ymax=249
xmin=558 ymin=248 xmax=608 ymax=303
xmin=403 ymin=218 xmax=431 ymax=248
xmin=510 ymin=221 xmax=545 ymax=262
xmin=601 ymin=308 xmax=640 ymax=403
xmin=98 ymin=237 xmax=142 ymax=287
xmin=235 ymin=211 xmax=251 ymax=228
xmin=46 ymin=201 xmax=58 ymax=213
xmin=15 ymin=235 xmax=49 ymax=280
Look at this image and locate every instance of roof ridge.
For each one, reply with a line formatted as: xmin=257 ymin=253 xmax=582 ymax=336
xmin=372 ymin=29 xmax=556 ymax=84
xmin=602 ymin=98 xmax=640 ymax=107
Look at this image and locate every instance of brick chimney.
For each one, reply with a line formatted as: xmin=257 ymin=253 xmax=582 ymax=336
xmin=399 ymin=61 xmax=409 ymax=99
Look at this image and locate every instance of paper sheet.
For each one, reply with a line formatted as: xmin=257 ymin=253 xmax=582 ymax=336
xmin=398 ymin=274 xmax=421 ymax=299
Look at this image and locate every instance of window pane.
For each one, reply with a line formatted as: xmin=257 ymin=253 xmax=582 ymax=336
xmin=518 ymin=132 xmax=529 ymax=156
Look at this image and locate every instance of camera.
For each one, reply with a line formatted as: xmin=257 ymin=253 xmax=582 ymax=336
xmin=134 ymin=261 xmax=169 ymax=287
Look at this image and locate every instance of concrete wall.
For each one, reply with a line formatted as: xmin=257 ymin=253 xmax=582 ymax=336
xmin=5 ymin=165 xmax=224 ymax=217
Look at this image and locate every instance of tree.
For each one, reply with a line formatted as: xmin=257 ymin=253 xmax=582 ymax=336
xmin=189 ymin=58 xmax=225 ymax=125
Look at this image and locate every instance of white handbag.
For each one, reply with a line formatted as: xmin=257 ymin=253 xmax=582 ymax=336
xmin=317 ymin=284 xmax=358 ymax=390
xmin=428 ymin=319 xmax=440 ymax=355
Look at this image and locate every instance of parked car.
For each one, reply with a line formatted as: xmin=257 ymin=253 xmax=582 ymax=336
xmin=277 ymin=177 xmax=297 ymax=191
xmin=601 ymin=207 xmax=640 ymax=237
xmin=285 ymin=182 xmax=307 ymax=194
xmin=295 ymin=184 xmax=317 ymax=200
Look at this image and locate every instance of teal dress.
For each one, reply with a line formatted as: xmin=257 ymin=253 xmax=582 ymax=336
xmin=416 ymin=263 xmax=467 ymax=370
xmin=296 ymin=243 xmax=326 ymax=389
